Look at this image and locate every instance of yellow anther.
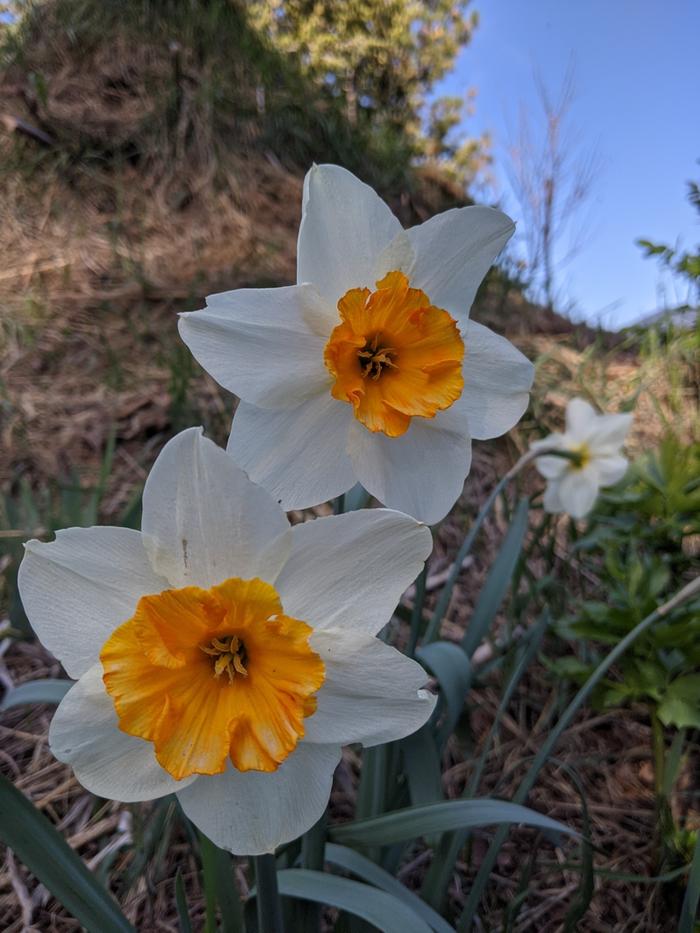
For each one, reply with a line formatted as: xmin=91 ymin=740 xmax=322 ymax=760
xmin=201 ymin=634 xmax=248 ymax=682
xmin=358 ymin=339 xmax=398 ymax=380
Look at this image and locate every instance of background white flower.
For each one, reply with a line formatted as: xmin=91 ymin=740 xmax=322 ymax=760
xmin=179 ymin=163 xmax=534 ymax=525
xmin=18 ymin=427 xmax=435 ymax=855
xmin=532 ymin=397 xmax=633 ymax=519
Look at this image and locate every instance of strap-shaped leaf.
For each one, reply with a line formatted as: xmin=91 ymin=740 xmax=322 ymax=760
xmin=325 ymin=844 xmax=455 ymax=933
xmin=0 ymin=774 xmax=134 ymax=932
xmin=330 ymin=799 xmax=577 ymax=847
xmin=462 ymin=496 xmax=529 ymax=657
xmin=416 ymin=640 xmax=472 ymax=738
xmin=174 ymin=870 xmax=193 ymax=933
xmin=402 ymin=724 xmax=443 ymax=807
xmin=199 ymin=831 xmax=244 ymax=932
xmin=1 ymin=678 xmax=72 ymax=710
xmin=276 ymin=869 xmax=432 ymax=933
xmin=679 ymin=832 xmax=700 ymax=933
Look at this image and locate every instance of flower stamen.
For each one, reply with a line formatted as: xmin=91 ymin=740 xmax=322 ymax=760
xmin=200 ymin=634 xmax=248 ymax=682
xmin=357 ymin=334 xmax=398 ymax=380
xmin=570 ymin=443 xmax=592 ymax=470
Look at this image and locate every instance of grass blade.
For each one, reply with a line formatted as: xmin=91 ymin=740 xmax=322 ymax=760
xmin=1 ymin=678 xmax=72 ymax=710
xmin=298 ymin=813 xmax=327 ymax=930
xmin=0 ymin=774 xmax=133 ymax=932
xmin=461 ymin=496 xmax=530 ymax=657
xmin=199 ymin=831 xmax=244 ymax=932
xmin=424 ymin=451 xmax=539 ymax=644
xmin=679 ymin=831 xmax=700 ymax=933
xmin=330 ymin=799 xmax=577 ymax=848
xmin=325 ymin=844 xmax=455 ymax=933
xmin=175 ymin=869 xmax=193 ymax=933
xmin=276 ymin=869 xmax=432 ymax=933
xmin=401 ymin=725 xmax=443 ymax=807
xmin=407 ymin=564 xmax=428 ymax=657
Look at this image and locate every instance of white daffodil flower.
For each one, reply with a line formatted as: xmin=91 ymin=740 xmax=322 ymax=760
xmin=18 ymin=428 xmax=435 ymax=855
xmin=179 ymin=164 xmax=534 ymax=524
xmin=532 ymin=397 xmax=633 ymax=519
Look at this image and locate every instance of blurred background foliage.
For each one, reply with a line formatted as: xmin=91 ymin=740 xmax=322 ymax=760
xmin=0 ymin=0 xmax=489 ymax=193
xmin=0 ymin=1 xmax=699 ymax=931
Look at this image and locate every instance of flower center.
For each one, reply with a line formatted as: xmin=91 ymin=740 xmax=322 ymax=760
xmin=100 ymin=577 xmax=325 ymax=779
xmin=357 ymin=334 xmax=398 ymax=380
xmin=570 ymin=442 xmax=592 ymax=470
xmin=200 ymin=634 xmax=248 ymax=681
xmin=323 ymin=270 xmax=465 ymax=437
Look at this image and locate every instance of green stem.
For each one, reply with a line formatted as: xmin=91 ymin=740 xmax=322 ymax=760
xmin=253 ymin=854 xmax=285 ymax=933
xmin=457 ymin=575 xmax=700 ymax=931
xmin=355 ymin=744 xmax=387 ymax=863
xmin=650 ymin=707 xmax=666 ymax=799
xmin=424 ymin=448 xmax=541 ymax=644
xmin=298 ymin=813 xmax=327 ymax=931
xmin=407 ymin=565 xmax=427 ymax=657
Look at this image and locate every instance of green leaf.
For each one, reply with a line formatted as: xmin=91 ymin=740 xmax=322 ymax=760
xmin=462 ymin=496 xmax=530 ymax=657
xmin=658 ymin=674 xmax=700 ymax=729
xmin=1 ymin=678 xmax=72 ymax=711
xmin=0 ymin=774 xmax=134 ymax=932
xmin=276 ymin=869 xmax=433 ymax=933
xmin=342 ymin=483 xmax=372 ymax=512
xmin=560 ymin=763 xmax=594 ymax=932
xmin=679 ymin=831 xmax=700 ymax=933
xmin=542 ymin=656 xmax=592 ymax=682
xmin=175 ymin=869 xmax=193 ymax=933
xmin=330 ymin=799 xmax=577 ymax=847
xmin=325 ymin=844 xmax=455 ymax=933
xmin=426 ymin=470 xmax=529 ymax=644
xmin=198 ymin=831 xmax=244 ymax=932
xmin=402 ymin=724 xmax=443 ymax=805
xmin=416 ymin=640 xmax=471 ymax=738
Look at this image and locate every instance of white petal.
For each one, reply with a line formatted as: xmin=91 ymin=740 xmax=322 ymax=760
xmin=400 ymin=206 xmax=515 ymax=323
xmin=142 ymin=428 xmax=290 ymax=589
xmin=227 ymin=394 xmax=356 ymax=510
xmin=297 ymin=164 xmax=402 ymax=307
xmin=275 ymin=510 xmax=432 ymax=636
xmin=347 ymin=412 xmax=472 ymax=525
xmin=304 ymin=630 xmax=436 ymax=746
xmin=18 ymin=528 xmax=167 ymax=679
xmin=178 ymin=285 xmax=331 ymax=409
xmin=543 ymin=479 xmax=564 ymax=513
xmin=532 ymin=434 xmax=570 ymax=479
xmin=588 ymin=413 xmax=634 ymax=452
xmin=50 ymin=665 xmax=195 ymax=801
xmin=461 ymin=321 xmax=533 ymax=440
xmin=595 ymin=453 xmax=629 ymax=486
xmin=558 ymin=466 xmax=601 ymax=519
xmin=565 ymin=398 xmax=597 ymax=439
xmin=177 ymin=743 xmax=340 ymax=855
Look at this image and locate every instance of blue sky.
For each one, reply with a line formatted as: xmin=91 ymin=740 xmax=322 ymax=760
xmin=434 ymin=0 xmax=699 ymax=328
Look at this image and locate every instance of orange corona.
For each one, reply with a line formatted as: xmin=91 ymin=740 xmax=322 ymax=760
xmin=100 ymin=577 xmax=325 ymax=780
xmin=324 ymin=270 xmax=465 ymax=437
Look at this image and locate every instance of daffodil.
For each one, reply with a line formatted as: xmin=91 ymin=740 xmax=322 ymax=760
xmin=532 ymin=397 xmax=633 ymax=519
xmin=18 ymin=428 xmax=435 ymax=854
xmin=179 ymin=164 xmax=534 ymax=524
